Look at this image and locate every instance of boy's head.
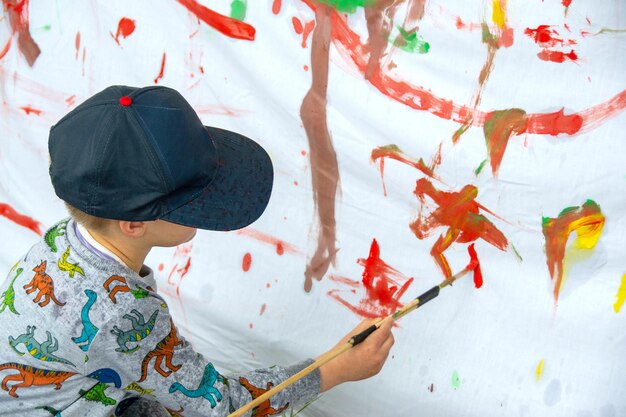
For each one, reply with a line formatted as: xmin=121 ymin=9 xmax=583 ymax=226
xmin=48 ymin=85 xmax=274 ymax=233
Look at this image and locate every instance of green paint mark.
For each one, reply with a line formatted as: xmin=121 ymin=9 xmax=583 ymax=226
xmin=451 ymin=370 xmax=461 ymax=389
xmin=39 ymin=24 xmax=52 ymax=31
xmin=230 ymin=0 xmax=247 ymax=21
xmin=393 ymin=26 xmax=430 ymax=54
xmin=511 ymin=243 xmax=523 ymax=262
xmin=474 ymin=159 xmax=487 ymax=175
xmin=316 ymin=0 xmax=374 ymax=13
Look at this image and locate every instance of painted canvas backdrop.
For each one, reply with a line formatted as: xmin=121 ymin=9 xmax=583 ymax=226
xmin=1 ymin=1 xmax=625 ymax=416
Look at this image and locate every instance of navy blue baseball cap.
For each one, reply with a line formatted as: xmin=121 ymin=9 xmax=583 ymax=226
xmin=49 ymin=85 xmax=273 ymax=231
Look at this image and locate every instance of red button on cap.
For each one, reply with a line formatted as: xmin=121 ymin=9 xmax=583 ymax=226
xmin=119 ymin=96 xmax=132 ymax=106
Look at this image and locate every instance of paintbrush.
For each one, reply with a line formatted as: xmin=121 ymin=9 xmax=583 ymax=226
xmin=227 ymin=258 xmax=479 ymax=417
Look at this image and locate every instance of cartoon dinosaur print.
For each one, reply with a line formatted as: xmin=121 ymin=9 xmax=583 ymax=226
xmin=23 ymin=261 xmax=66 ymax=307
xmin=87 ymin=368 xmax=122 ymax=388
xmin=239 ymin=377 xmax=290 ymax=417
xmin=165 ymin=406 xmax=185 ymax=417
xmin=0 ymin=362 xmax=76 ymax=398
xmin=169 ymin=362 xmax=223 ymax=408
xmin=139 ymin=319 xmax=183 ymax=382
xmin=79 ymin=382 xmax=116 ymax=406
xmin=111 ymin=309 xmax=159 ymax=353
xmin=44 ymin=220 xmax=68 ymax=253
xmin=124 ymin=382 xmax=155 ymax=396
xmin=57 ymin=247 xmax=85 ymax=278
xmin=72 ymin=289 xmax=99 ymax=352
xmin=0 ymin=267 xmax=23 ymax=315
xmin=9 ymin=325 xmax=75 ymax=367
xmin=103 ymin=275 xmax=153 ymax=304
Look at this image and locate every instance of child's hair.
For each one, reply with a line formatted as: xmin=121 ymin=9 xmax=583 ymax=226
xmin=64 ymin=202 xmax=110 ymax=231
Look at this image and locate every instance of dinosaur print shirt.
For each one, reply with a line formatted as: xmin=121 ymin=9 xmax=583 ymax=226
xmin=0 ymin=219 xmax=320 ymax=416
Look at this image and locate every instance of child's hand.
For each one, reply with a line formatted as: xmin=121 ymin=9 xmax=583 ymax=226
xmin=318 ymin=318 xmax=394 ymax=392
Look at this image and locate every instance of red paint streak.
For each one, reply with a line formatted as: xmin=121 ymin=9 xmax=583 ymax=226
xmin=329 ymin=274 xmax=360 ymax=288
xmin=65 ymin=95 xmax=76 ymax=107
xmin=0 ymin=203 xmax=42 ymax=235
xmin=249 ymin=323 xmax=253 ymax=329
xmin=0 ymin=36 xmax=12 ymax=60
xmin=292 ymin=17 xmax=303 ymax=33
xmin=276 ymin=242 xmax=284 ymax=256
xmin=328 ymin=239 xmax=414 ymax=319
xmin=272 ymin=0 xmax=281 ymax=14
xmin=301 ymin=20 xmax=315 ymax=48
xmin=259 ymin=304 xmax=267 ymax=315
xmin=242 ymin=252 xmax=252 ymax=272
xmin=81 ymin=48 xmax=86 ymax=76
xmin=20 ymin=105 xmax=42 ymax=115
xmin=562 ymin=0 xmax=572 ymax=7
xmin=537 ymin=49 xmax=578 ymax=63
xmin=74 ymin=32 xmax=80 ymax=60
xmin=524 ymin=25 xmax=576 ymax=47
xmin=236 ymin=228 xmax=302 ymax=255
xmin=542 ymin=200 xmax=604 ymax=302
xmin=467 ymin=243 xmax=483 ymax=288
xmin=2 ymin=0 xmax=40 ymax=66
xmin=176 ymin=0 xmax=255 ymax=41
xmin=174 ymin=258 xmax=191 ymax=296
xmin=295 ymin=3 xmax=626 ymax=140
xmin=154 ymin=52 xmax=166 ymax=84
xmin=112 ymin=17 xmax=136 ymax=45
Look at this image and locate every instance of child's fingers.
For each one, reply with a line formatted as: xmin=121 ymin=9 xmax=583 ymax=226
xmin=369 ymin=318 xmax=393 ymax=348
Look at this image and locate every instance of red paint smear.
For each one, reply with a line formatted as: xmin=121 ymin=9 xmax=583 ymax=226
xmin=542 ymin=200 xmax=604 ymax=302
xmin=303 ymin=65 xmax=309 ymax=71
xmin=297 ymin=2 xmax=626 ymax=140
xmin=562 ymin=0 xmax=572 ymax=7
xmin=66 ymin=95 xmax=76 ymax=107
xmin=242 ymin=252 xmax=252 ymax=272
xmin=112 ymin=17 xmax=136 ymax=45
xmin=176 ymin=0 xmax=256 ymax=41
xmin=0 ymin=36 xmax=12 ymax=61
xmin=20 ymin=105 xmax=42 ymax=115
xmin=259 ymin=304 xmax=267 ymax=316
xmin=154 ymin=52 xmax=166 ymax=84
xmin=249 ymin=323 xmax=253 ymax=329
xmin=2 ymin=0 xmax=40 ymax=66
xmin=524 ymin=25 xmax=576 ymax=47
xmin=272 ymin=0 xmax=281 ymax=15
xmin=537 ymin=49 xmax=578 ymax=63
xmin=276 ymin=242 xmax=284 ymax=256
xmin=158 ymin=263 xmax=164 ymax=271
xmin=75 ymin=32 xmax=80 ymax=60
xmin=235 ymin=228 xmax=302 ymax=255
xmin=292 ymin=17 xmax=303 ymax=33
xmin=301 ymin=20 xmax=315 ymax=48
xmin=467 ymin=243 xmax=483 ymax=288
xmin=410 ymin=179 xmax=508 ymax=278
xmin=328 ymin=239 xmax=414 ymax=319
xmin=0 ymin=203 xmax=42 ymax=235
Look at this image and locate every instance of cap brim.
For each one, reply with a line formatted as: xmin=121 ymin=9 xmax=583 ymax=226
xmin=160 ymin=126 xmax=274 ymax=231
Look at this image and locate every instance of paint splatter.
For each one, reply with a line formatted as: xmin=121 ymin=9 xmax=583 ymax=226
xmin=524 ymin=25 xmax=576 ymax=48
xmin=483 ymin=108 xmax=529 ymax=175
xmin=614 ymin=274 xmax=626 ymax=313
xmin=154 ymin=52 xmax=166 ymax=84
xmin=230 ymin=0 xmax=247 ymax=21
xmin=1 ymin=0 xmax=41 ymax=66
xmin=242 ymin=253 xmax=252 ymax=272
xmin=0 ymin=203 xmax=43 ymax=235
xmin=562 ymin=0 xmax=573 ymax=8
xmin=176 ymin=0 xmax=256 ymax=41
xmin=537 ymin=49 xmax=578 ymax=63
xmin=327 ymin=239 xmax=414 ymax=319
xmin=451 ymin=370 xmax=461 ymax=389
xmin=75 ymin=32 xmax=81 ymax=60
xmin=467 ymin=243 xmax=483 ymax=288
xmin=427 ymin=383 xmax=434 ymax=392
xmin=259 ymin=304 xmax=267 ymax=316
xmin=301 ymin=4 xmax=339 ymax=292
xmin=158 ymin=263 xmax=164 ymax=272
xmin=536 ymin=359 xmax=545 ymax=381
xmin=111 ymin=17 xmax=136 ymax=45
xmin=272 ymin=0 xmax=281 ymax=15
xmin=20 ymin=105 xmax=42 ymax=115
xmin=276 ymin=242 xmax=284 ymax=256
xmin=542 ymin=200 xmax=605 ymax=302
xmin=292 ymin=17 xmax=316 ymax=48
xmin=392 ymin=26 xmax=429 ymax=54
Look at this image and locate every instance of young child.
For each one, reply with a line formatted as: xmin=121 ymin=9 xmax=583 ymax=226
xmin=0 ymin=85 xmax=394 ymax=417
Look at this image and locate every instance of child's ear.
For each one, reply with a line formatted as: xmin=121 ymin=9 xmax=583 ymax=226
xmin=118 ymin=221 xmax=147 ymax=238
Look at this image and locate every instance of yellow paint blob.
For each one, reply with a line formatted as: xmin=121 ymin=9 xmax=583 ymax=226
xmin=492 ymin=0 xmax=507 ymax=28
xmin=571 ymin=213 xmax=605 ymax=249
xmin=614 ymin=273 xmax=626 ymax=313
xmin=535 ymin=359 xmax=544 ymax=382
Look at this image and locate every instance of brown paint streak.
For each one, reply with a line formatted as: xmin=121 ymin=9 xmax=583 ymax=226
xmin=2 ymin=0 xmax=40 ymax=66
xmin=364 ymin=0 xmax=399 ymax=80
xmin=301 ymin=4 xmax=339 ymax=292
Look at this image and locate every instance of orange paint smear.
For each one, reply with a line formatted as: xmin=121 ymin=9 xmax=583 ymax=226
xmin=537 ymin=49 xmax=578 ymax=63
xmin=542 ymin=200 xmax=605 ymax=302
xmin=328 ymin=239 xmax=414 ymax=319
xmin=20 ymin=105 xmax=42 ymax=115
xmin=0 ymin=202 xmax=42 ymax=235
xmin=177 ymin=0 xmax=255 ymax=41
xmin=272 ymin=0 xmax=282 ymax=15
xmin=236 ymin=228 xmax=302 ymax=255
